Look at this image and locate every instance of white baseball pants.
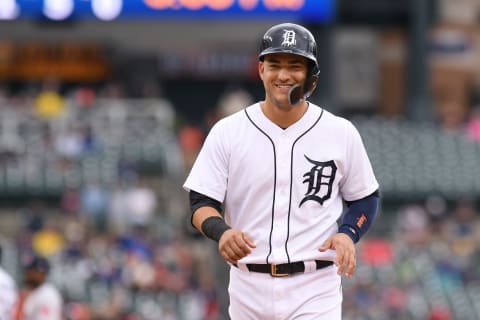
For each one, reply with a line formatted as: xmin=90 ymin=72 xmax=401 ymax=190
xmin=228 ymin=263 xmax=342 ymax=319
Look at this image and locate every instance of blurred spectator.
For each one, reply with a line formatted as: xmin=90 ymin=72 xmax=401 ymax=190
xmin=396 ymin=203 xmax=431 ymax=246
xmin=97 ymin=81 xmax=128 ymax=139
xmin=13 ymin=255 xmax=62 ymax=320
xmin=63 ymin=302 xmax=91 ymax=320
xmin=138 ymin=81 xmax=176 ymax=130
xmin=178 ymin=124 xmax=205 ymax=172
xmin=62 ymin=216 xmax=87 ymax=260
xmin=0 ymin=85 xmax=8 ymax=106
xmin=81 ymin=125 xmax=101 ymax=155
xmin=465 ymin=106 xmax=480 ymax=141
xmin=359 ymin=238 xmax=394 ymax=266
xmin=61 ymin=188 xmax=81 ymax=216
xmin=429 ymin=305 xmax=452 ymax=320
xmin=107 ymin=183 xmax=129 ymax=234
xmin=123 ymin=178 xmax=157 ymax=229
xmin=80 ymin=182 xmax=109 ymax=232
xmin=23 ymin=202 xmax=46 ymax=234
xmin=54 ymin=126 xmax=84 ymax=169
xmin=435 ymin=99 xmax=469 ymax=133
xmin=34 ymin=77 xmax=66 ymax=120
xmin=0 ymin=244 xmax=17 ymax=320
xmin=443 ymin=199 xmax=479 ymax=259
xmin=215 ymin=86 xmax=253 ymax=119
xmin=32 ymin=222 xmax=64 ymax=258
xmin=203 ymin=86 xmax=254 ymax=130
xmin=424 ymin=195 xmax=449 ymax=241
xmin=72 ymin=87 xmax=96 ymax=109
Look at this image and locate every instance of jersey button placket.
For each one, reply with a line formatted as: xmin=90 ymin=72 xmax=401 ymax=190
xmin=277 ymin=134 xmax=291 ymax=193
xmin=272 ymin=134 xmax=292 ymax=261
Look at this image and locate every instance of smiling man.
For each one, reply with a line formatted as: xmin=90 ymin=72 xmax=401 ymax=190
xmin=183 ymin=23 xmax=380 ymax=319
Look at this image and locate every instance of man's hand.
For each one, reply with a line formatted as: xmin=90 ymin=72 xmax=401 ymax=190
xmin=219 ymin=230 xmax=256 ymax=264
xmin=319 ymin=233 xmax=356 ymax=277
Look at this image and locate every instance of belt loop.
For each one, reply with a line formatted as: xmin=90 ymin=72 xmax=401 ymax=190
xmin=235 ymin=263 xmax=250 ymax=273
xmin=304 ymin=261 xmax=316 ymax=273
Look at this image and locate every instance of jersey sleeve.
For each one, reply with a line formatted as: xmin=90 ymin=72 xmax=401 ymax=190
xmin=340 ymin=121 xmax=379 ymax=202
xmin=183 ymin=120 xmax=229 ymax=203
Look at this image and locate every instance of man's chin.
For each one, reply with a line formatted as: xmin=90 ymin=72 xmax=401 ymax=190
xmin=273 ymin=96 xmax=291 ymax=108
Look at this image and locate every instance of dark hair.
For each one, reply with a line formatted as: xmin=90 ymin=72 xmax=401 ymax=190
xmin=24 ymin=255 xmax=50 ymax=273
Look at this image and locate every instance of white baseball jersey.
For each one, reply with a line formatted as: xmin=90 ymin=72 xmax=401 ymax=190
xmin=22 ymin=283 xmax=62 ymax=320
xmin=0 ymin=267 xmax=17 ymax=320
xmin=184 ymin=103 xmax=378 ymax=265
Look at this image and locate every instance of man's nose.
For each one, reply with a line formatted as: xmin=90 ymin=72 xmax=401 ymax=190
xmin=278 ymin=68 xmax=290 ymax=80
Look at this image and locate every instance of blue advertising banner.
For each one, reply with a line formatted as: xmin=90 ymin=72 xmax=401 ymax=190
xmin=0 ymin=0 xmax=335 ymax=22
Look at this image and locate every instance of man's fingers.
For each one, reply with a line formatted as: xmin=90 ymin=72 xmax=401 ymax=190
xmin=345 ymin=251 xmax=356 ymax=277
xmin=223 ymin=246 xmax=242 ymax=262
xmin=242 ymin=233 xmax=256 ymax=248
xmin=231 ymin=238 xmax=250 ymax=257
xmin=336 ymin=248 xmax=356 ymax=277
xmin=319 ymin=234 xmax=357 ymax=276
xmin=219 ymin=231 xmax=255 ymax=264
xmin=335 ymin=247 xmax=345 ymax=274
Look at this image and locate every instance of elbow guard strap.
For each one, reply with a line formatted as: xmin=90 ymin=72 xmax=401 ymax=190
xmin=201 ymin=216 xmax=231 ymax=242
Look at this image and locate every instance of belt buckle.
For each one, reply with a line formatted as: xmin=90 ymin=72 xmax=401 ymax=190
xmin=270 ymin=264 xmax=288 ymax=277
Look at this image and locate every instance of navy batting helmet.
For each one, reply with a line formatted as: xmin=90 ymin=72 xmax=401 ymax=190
xmin=259 ymin=23 xmax=320 ymax=105
xmin=259 ymin=23 xmax=319 ymax=76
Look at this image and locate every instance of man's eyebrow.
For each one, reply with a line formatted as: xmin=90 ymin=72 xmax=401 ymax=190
xmin=266 ymin=58 xmax=305 ymax=64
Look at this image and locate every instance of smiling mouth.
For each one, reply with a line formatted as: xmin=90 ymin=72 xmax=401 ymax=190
xmin=275 ymin=84 xmax=295 ymax=91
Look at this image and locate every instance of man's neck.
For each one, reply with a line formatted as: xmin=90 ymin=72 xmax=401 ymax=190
xmin=260 ymin=101 xmax=308 ymax=129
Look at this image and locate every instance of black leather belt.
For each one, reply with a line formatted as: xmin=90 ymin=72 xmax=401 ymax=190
xmin=236 ymin=260 xmax=334 ymax=277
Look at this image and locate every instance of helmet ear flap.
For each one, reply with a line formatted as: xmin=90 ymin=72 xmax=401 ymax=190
xmin=304 ymin=74 xmax=318 ymax=100
xmin=307 ymin=60 xmax=320 ymax=78
xmin=288 ymin=74 xmax=318 ymax=105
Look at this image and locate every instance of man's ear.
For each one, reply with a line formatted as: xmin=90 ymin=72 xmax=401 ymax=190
xmin=258 ymin=61 xmax=264 ymax=80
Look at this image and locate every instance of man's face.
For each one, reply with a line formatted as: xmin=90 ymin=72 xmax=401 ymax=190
xmin=259 ymin=53 xmax=309 ymax=109
xmin=24 ymin=269 xmax=47 ymax=288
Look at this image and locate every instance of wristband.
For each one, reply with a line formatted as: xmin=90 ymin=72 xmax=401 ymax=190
xmin=201 ymin=216 xmax=231 ymax=242
xmin=338 ymin=224 xmax=359 ymax=243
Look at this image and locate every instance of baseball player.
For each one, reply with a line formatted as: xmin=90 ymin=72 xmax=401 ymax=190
xmin=183 ymin=22 xmax=380 ymax=319
xmin=13 ymin=256 xmax=63 ymax=320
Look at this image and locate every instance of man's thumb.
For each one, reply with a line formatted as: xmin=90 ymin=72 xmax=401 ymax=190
xmin=319 ymin=239 xmax=331 ymax=252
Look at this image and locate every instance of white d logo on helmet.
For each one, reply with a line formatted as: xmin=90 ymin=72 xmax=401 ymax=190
xmin=281 ymin=30 xmax=296 ymax=47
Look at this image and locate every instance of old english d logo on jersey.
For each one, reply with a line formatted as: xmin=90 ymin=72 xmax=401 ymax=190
xmin=282 ymin=29 xmax=296 ymax=46
xmin=300 ymin=156 xmax=337 ymax=207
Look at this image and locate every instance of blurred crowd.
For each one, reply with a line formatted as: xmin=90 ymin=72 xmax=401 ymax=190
xmin=344 ymin=197 xmax=480 ymax=320
xmin=3 ymin=2 xmax=480 ymax=318
xmin=5 ymin=205 xmax=220 ymax=320
xmin=0 ymin=77 xmax=480 ymax=320
xmin=0 ymin=78 xmax=224 ymax=320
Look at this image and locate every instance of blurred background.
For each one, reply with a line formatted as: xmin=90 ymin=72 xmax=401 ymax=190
xmin=0 ymin=0 xmax=480 ymax=319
